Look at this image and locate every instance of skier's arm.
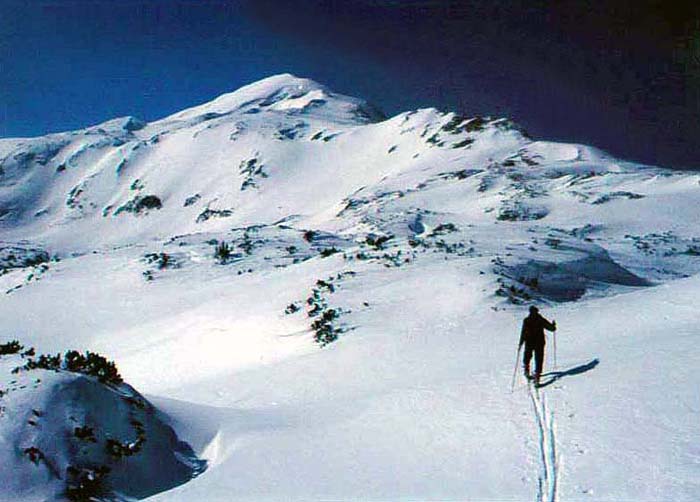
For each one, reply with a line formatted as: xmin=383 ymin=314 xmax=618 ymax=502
xmin=519 ymin=321 xmax=527 ymax=347
xmin=543 ymin=318 xmax=557 ymax=331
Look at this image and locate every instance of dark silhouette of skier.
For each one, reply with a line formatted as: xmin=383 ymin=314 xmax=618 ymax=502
xmin=519 ymin=306 xmax=556 ymax=385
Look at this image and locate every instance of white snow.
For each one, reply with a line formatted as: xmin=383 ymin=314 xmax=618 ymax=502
xmin=0 ymin=73 xmax=698 ymax=501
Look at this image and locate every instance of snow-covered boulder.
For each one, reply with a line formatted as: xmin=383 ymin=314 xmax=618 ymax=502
xmin=0 ymin=345 xmax=204 ymax=501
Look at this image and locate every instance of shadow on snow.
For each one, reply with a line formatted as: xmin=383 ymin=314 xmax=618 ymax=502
xmin=538 ymin=358 xmax=600 ymax=388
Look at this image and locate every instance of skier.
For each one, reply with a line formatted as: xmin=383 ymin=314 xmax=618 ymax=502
xmin=519 ymin=305 xmax=556 ymax=385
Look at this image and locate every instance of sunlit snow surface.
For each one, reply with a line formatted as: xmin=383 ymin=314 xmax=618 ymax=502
xmin=0 ymin=74 xmax=698 ymax=500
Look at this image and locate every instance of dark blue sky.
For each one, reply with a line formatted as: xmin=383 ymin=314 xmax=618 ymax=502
xmin=2 ymin=1 xmax=699 ymax=168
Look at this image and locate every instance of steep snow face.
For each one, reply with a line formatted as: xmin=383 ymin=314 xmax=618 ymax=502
xmin=1 ymin=75 xmax=700 ymax=501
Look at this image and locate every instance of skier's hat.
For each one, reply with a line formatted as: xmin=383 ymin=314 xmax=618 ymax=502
xmin=529 ymin=305 xmax=539 ymax=314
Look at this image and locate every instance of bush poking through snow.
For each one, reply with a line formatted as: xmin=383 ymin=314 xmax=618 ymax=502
xmin=145 ymin=252 xmax=172 ymax=270
xmin=196 ymin=208 xmax=233 ymax=223
xmin=17 ymin=350 xmax=123 ymax=386
xmin=214 ymin=241 xmax=233 ymax=264
xmin=302 ymin=276 xmax=350 ymax=346
xmin=320 ymin=247 xmax=340 ymax=257
xmin=64 ymin=350 xmax=122 ymax=385
xmin=284 ymin=303 xmax=301 ymax=314
xmin=114 ymin=194 xmax=163 ymax=215
xmin=136 ymin=195 xmax=162 ymax=211
xmin=0 ymin=340 xmax=23 ymax=355
xmin=74 ymin=426 xmax=97 ymax=443
xmin=497 ymin=201 xmax=548 ymax=221
xmin=429 ymin=223 xmax=458 ymax=236
xmin=65 ymin=465 xmax=111 ymax=502
xmin=183 ymin=194 xmax=201 ymax=207
xmin=365 ymin=234 xmax=392 ymax=249
xmin=312 ymin=309 xmax=340 ymax=346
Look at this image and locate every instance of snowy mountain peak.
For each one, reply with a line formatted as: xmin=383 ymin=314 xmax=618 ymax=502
xmin=162 ymin=73 xmax=385 ymax=125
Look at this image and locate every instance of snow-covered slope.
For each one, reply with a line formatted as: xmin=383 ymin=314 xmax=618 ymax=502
xmin=1 ymin=73 xmax=698 ymax=501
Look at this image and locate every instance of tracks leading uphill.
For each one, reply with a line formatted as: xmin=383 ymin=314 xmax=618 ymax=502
xmin=529 ymin=384 xmax=560 ymax=502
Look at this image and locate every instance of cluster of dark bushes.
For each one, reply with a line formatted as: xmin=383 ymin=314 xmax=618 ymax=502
xmin=319 ymin=247 xmax=340 ymax=257
xmin=365 ymin=234 xmax=393 ymax=250
xmin=311 ymin=309 xmax=340 ymax=346
xmin=495 ymin=281 xmax=533 ymax=304
xmin=65 ymin=465 xmax=111 ymax=501
xmin=196 ymin=208 xmax=233 ymax=223
xmin=114 ymin=194 xmax=162 ymax=215
xmin=239 ymin=157 xmax=268 ymax=191
xmin=348 ymin=234 xmax=415 ymax=267
xmin=429 ymin=223 xmax=458 ymax=237
xmin=304 ymin=277 xmax=342 ymax=346
xmin=133 ymin=195 xmax=162 ymax=212
xmin=0 ymin=246 xmax=51 ymax=273
xmin=497 ymin=201 xmax=548 ymax=222
xmin=213 ymin=229 xmax=261 ymax=265
xmin=8 ymin=346 xmax=123 ymax=386
xmin=0 ymin=340 xmax=23 ymax=355
xmin=239 ymin=231 xmax=255 ymax=255
xmin=144 ymin=252 xmax=172 ymax=270
xmin=105 ymin=419 xmax=146 ymax=459
xmin=624 ymin=232 xmax=700 ymax=259
xmin=74 ymin=425 xmax=97 ymax=443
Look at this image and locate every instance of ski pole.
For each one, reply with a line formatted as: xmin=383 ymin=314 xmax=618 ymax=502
xmin=552 ymin=328 xmax=558 ymax=370
xmin=511 ymin=344 xmax=522 ymax=392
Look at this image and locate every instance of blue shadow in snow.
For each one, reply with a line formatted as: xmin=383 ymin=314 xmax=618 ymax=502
xmin=538 ymin=358 xmax=600 ymax=388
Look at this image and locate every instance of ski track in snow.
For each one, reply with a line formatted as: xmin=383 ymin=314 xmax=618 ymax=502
xmin=529 ymin=384 xmax=559 ymax=502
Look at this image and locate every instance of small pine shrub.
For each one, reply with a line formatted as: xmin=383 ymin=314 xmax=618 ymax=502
xmin=65 ymin=465 xmax=110 ymax=502
xmin=19 ymin=349 xmax=122 ymax=386
xmin=0 ymin=340 xmax=23 ymax=355
xmin=315 ymin=279 xmax=335 ymax=293
xmin=429 ymin=223 xmax=458 ymax=236
xmin=105 ymin=437 xmax=143 ymax=458
xmin=284 ymin=303 xmax=300 ymax=314
xmin=74 ymin=426 xmax=97 ymax=443
xmin=311 ymin=309 xmax=341 ymax=347
xmin=214 ymin=241 xmax=232 ymax=264
xmin=64 ymin=350 xmax=123 ymax=385
xmin=24 ymin=353 xmax=62 ymax=372
xmin=145 ymin=252 xmax=171 ymax=269
xmin=365 ymin=234 xmax=392 ymax=249
xmin=135 ymin=195 xmax=162 ymax=211
xmin=319 ymin=247 xmax=340 ymax=257
xmin=24 ymin=446 xmax=44 ymax=465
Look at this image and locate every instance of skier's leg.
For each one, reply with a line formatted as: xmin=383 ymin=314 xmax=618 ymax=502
xmin=534 ymin=344 xmax=544 ymax=383
xmin=523 ymin=345 xmax=533 ymax=378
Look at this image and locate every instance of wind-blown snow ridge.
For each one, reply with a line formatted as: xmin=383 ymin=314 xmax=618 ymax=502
xmin=1 ymin=75 xmax=699 ymax=501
